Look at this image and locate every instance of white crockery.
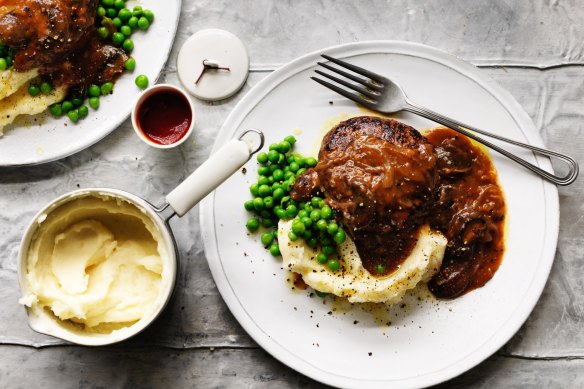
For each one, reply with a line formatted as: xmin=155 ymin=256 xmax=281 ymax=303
xmin=131 ymin=84 xmax=196 ymax=149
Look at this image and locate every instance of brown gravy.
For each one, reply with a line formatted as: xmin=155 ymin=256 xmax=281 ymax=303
xmin=291 ymin=117 xmax=505 ymax=299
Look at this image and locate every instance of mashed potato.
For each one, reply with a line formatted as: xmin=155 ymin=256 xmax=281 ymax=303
xmin=279 ymin=220 xmax=447 ymax=304
xmin=0 ymin=69 xmax=66 ymax=135
xmin=20 ymin=194 xmax=167 ymax=333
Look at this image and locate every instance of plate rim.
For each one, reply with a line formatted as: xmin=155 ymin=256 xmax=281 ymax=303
xmin=0 ymin=0 xmax=182 ymax=167
xmin=200 ymin=40 xmax=559 ymax=388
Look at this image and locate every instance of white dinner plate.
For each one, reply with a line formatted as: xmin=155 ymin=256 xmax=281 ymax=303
xmin=200 ymin=41 xmax=559 ymax=388
xmin=0 ymin=0 xmax=181 ymax=166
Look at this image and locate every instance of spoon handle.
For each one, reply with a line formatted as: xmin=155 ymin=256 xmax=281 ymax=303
xmin=405 ymin=100 xmax=579 ymax=186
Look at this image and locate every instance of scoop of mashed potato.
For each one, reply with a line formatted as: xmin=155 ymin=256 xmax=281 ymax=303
xmin=279 ymin=220 xmax=447 ymax=304
xmin=0 ymin=69 xmax=66 ymax=135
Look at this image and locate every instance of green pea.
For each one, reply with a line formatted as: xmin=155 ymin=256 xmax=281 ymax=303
xmin=28 ymin=84 xmax=40 ymax=97
xmin=244 ymin=200 xmax=254 ymax=211
xmin=124 ymin=57 xmax=136 ymax=71
xmin=303 ymin=203 xmax=313 ymax=212
xmin=112 ymin=17 xmax=122 ymax=29
xmin=257 ymin=176 xmax=269 ymax=186
xmin=278 ymin=141 xmax=291 ymax=153
xmin=273 ymin=230 xmax=279 ymax=238
xmin=132 ymin=5 xmax=143 ymax=17
xmin=102 ymin=0 xmax=114 ymax=8
xmin=262 ymin=218 xmax=274 ymax=228
xmin=269 ymin=143 xmax=279 ymax=151
xmin=246 ymin=217 xmax=260 ymax=232
xmin=128 ymin=16 xmax=139 ymax=29
xmin=316 ymin=253 xmax=328 ymax=264
xmin=305 ymin=157 xmax=318 ymax=167
xmin=287 ymin=155 xmax=295 ymax=164
xmin=258 ymin=184 xmax=271 ymax=197
xmin=97 ymin=6 xmax=106 ymax=17
xmin=38 ymin=82 xmax=51 ymax=94
xmin=78 ymin=105 xmax=89 ymax=118
xmin=67 ymin=109 xmax=79 ymax=123
xmin=120 ymin=25 xmax=132 ymax=37
xmin=122 ymin=38 xmax=134 ymax=52
xmin=114 ymin=0 xmax=125 ymax=9
xmin=263 ymin=196 xmax=274 ymax=209
xmin=315 ymin=290 xmax=328 ymax=298
xmin=249 ymin=183 xmax=259 ymax=196
xmin=261 ymin=232 xmax=274 ymax=246
xmin=257 ymin=166 xmax=270 ymax=176
xmin=61 ymin=100 xmax=73 ymax=113
xmin=327 ymin=222 xmax=339 ymax=235
xmin=288 ymin=231 xmax=298 ymax=241
xmin=321 ymin=205 xmax=333 ymax=220
xmin=4 ymin=56 xmax=11 ymax=68
xmin=285 ymin=204 xmax=298 ymax=218
xmin=273 ymin=187 xmax=285 ymax=201
xmin=316 ymin=220 xmax=328 ymax=232
xmin=301 ymin=216 xmax=312 ymax=228
xmin=100 ymin=17 xmax=113 ymax=27
xmin=101 ymin=82 xmax=114 ymax=95
xmin=267 ymin=149 xmax=279 ymax=163
xmin=310 ymin=210 xmax=321 ymax=222
xmin=291 ymin=220 xmax=305 ymax=235
xmin=143 ymin=9 xmax=155 ymax=23
xmin=0 ymin=58 xmax=6 ymax=70
xmin=137 ymin=16 xmax=150 ymax=30
xmin=106 ymin=8 xmax=117 ymax=18
xmin=269 ymin=164 xmax=279 ymax=173
xmin=272 ymin=169 xmax=284 ymax=181
xmin=275 ymin=207 xmax=287 ymax=219
xmin=311 ymin=197 xmax=322 ymax=208
xmin=49 ymin=104 xmax=62 ymax=117
xmin=322 ymin=245 xmax=335 ymax=256
xmin=71 ymin=97 xmax=83 ymax=107
xmin=289 ymin=162 xmax=300 ymax=172
xmin=88 ymin=84 xmax=101 ymax=97
xmin=118 ymin=8 xmax=132 ymax=21
xmin=284 ymin=171 xmax=295 ymax=180
xmin=252 ymin=197 xmax=264 ymax=211
xmin=269 ymin=243 xmax=280 ymax=256
xmin=112 ymin=32 xmax=125 ymax=46
xmin=375 ymin=264 xmax=386 ymax=274
xmin=284 ymin=135 xmax=296 ymax=145
xmin=256 ymin=152 xmax=268 ymax=164
xmin=135 ymin=74 xmax=149 ymax=89
xmin=297 ymin=210 xmax=308 ymax=219
xmin=322 ymin=236 xmax=333 ymax=246
xmin=327 ymin=258 xmax=340 ymax=272
xmin=307 ymin=238 xmax=318 ymax=248
xmin=296 ymin=168 xmax=306 ymax=177
xmin=89 ymin=97 xmax=100 ymax=110
xmin=260 ymin=210 xmax=271 ymax=219
xmin=334 ymin=230 xmax=347 ymax=244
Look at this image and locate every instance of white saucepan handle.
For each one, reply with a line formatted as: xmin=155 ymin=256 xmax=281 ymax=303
xmin=166 ymin=132 xmax=262 ymax=217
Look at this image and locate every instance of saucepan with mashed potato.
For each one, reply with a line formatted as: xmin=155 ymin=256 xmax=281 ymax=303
xmin=244 ymin=116 xmax=506 ymax=306
xmin=18 ymin=130 xmax=264 ymax=345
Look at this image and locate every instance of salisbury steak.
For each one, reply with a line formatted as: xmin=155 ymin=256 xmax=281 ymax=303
xmin=292 ymin=116 xmax=438 ymax=274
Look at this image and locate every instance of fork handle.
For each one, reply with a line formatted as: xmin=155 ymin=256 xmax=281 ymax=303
xmin=404 ymin=101 xmax=579 ymax=186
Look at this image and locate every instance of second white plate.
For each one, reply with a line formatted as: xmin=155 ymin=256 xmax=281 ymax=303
xmin=200 ymin=41 xmax=558 ymax=388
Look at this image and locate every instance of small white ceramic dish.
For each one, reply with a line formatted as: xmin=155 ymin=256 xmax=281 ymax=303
xmin=131 ymin=84 xmax=196 ymax=149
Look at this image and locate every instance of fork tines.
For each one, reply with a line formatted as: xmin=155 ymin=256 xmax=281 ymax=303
xmin=311 ymin=54 xmax=384 ymax=107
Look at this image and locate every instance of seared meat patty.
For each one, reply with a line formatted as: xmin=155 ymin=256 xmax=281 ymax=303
xmin=292 ymin=116 xmax=438 ymax=274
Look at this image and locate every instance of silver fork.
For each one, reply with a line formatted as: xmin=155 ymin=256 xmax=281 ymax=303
xmin=312 ymin=54 xmax=579 ymax=186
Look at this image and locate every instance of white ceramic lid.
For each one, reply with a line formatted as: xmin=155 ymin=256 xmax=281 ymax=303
xmin=177 ymin=28 xmax=249 ymax=101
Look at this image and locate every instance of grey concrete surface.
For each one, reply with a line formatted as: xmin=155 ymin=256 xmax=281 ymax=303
xmin=1 ymin=0 xmax=583 ymax=387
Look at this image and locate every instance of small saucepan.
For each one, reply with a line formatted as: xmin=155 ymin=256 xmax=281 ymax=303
xmin=17 ymin=129 xmax=263 ymax=346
